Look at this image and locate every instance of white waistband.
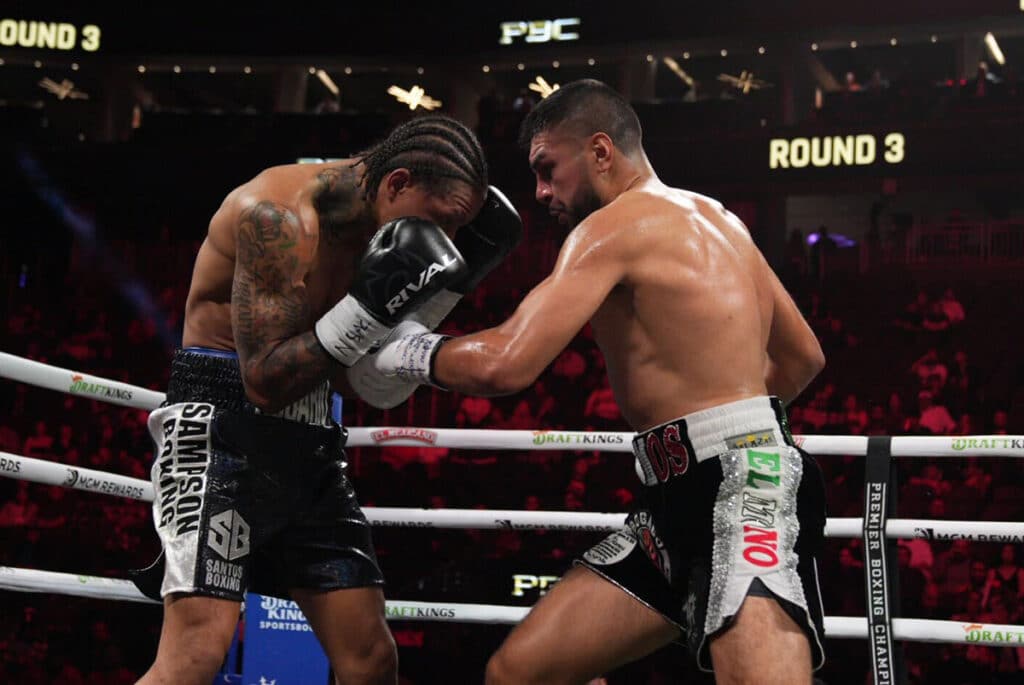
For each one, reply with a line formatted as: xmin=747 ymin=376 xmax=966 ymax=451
xmin=634 ymin=396 xmax=787 ymax=475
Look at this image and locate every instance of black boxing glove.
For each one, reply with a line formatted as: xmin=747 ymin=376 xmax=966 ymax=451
xmin=410 ymin=186 xmax=523 ymax=329
xmin=315 ymin=217 xmax=467 ymax=366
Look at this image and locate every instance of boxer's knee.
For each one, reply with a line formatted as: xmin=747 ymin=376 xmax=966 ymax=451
xmin=144 ymin=596 xmax=238 ymax=682
xmin=485 ymin=644 xmax=545 ymax=685
xmin=330 ymin=632 xmax=397 ymax=685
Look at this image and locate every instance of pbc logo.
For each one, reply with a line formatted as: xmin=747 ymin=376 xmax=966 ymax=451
xmin=643 ymin=424 xmax=690 ymax=483
xmin=499 ymin=18 xmax=580 ymax=45
xmin=207 ymin=510 xmax=251 ymax=561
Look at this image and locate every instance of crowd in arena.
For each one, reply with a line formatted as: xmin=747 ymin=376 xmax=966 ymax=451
xmin=1 ymin=164 xmax=1021 ymax=682
xmin=3 ymin=26 xmax=1024 ymax=676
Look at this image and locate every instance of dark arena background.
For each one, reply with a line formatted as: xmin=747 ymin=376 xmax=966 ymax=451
xmin=3 ymin=1 xmax=1024 ymax=683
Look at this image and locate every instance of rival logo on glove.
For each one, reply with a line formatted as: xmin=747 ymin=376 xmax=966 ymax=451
xmin=385 ymin=254 xmax=457 ymax=316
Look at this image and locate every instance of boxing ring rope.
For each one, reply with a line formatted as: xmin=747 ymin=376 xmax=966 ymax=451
xmin=1 ymin=566 xmax=1022 ymax=648
xmin=0 ymin=351 xmax=164 ymax=411
xmin=2 ymin=351 xmax=1021 ymax=458
xmin=4 ymin=450 xmax=1024 ymax=541
xmin=4 ymin=349 xmax=1024 ymax=658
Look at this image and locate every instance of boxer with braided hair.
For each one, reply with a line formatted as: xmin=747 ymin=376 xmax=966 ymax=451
xmin=134 ymin=113 xmax=521 ymax=685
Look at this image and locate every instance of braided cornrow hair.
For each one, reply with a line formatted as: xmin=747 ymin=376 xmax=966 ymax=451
xmin=355 ymin=114 xmax=488 ymax=199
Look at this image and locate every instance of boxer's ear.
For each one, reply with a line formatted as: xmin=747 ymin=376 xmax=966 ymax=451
xmin=381 ymin=168 xmax=413 ymax=200
xmin=590 ymin=133 xmax=614 ymax=173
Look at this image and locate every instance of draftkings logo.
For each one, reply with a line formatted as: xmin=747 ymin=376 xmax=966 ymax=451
xmin=531 ymin=431 xmax=625 ymax=446
xmin=386 ymin=605 xmax=457 ymax=619
xmin=963 ymin=623 xmax=1024 ymax=643
xmin=951 ymin=437 xmax=1024 ymax=451
xmin=68 ymin=373 xmax=133 ymax=401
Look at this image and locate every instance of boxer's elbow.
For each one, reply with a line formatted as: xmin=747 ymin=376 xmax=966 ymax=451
xmin=239 ymin=369 xmax=282 ymax=413
xmin=243 ymin=381 xmax=279 ymax=413
xmin=805 ymin=340 xmax=826 ymax=378
xmin=479 ymin=364 xmax=534 ymax=395
xmin=470 ymin=347 xmax=537 ymax=396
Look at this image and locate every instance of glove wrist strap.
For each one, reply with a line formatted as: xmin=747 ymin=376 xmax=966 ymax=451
xmin=395 ymin=333 xmax=449 ymax=388
xmin=314 ymin=296 xmax=392 ymax=366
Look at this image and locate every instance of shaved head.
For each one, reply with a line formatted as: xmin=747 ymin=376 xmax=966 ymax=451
xmin=518 ymin=79 xmax=642 ymax=156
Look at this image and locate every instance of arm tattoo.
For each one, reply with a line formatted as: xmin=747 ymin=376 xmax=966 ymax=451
xmin=232 ymin=201 xmax=333 ymax=411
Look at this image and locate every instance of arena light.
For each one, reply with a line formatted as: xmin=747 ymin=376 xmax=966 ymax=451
xmin=661 ymin=56 xmax=694 ymax=87
xmin=387 ymin=84 xmax=442 ymax=110
xmin=38 ymin=76 xmax=88 ymax=100
xmin=717 ymin=70 xmax=771 ymax=94
xmin=528 ymin=75 xmax=559 ymax=98
xmin=984 ymin=32 xmax=1006 ymax=65
xmin=315 ymin=69 xmax=339 ymax=95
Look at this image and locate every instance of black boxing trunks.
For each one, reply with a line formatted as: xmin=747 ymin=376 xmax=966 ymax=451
xmin=577 ymin=396 xmax=826 ymax=672
xmin=130 ymin=347 xmax=383 ymax=602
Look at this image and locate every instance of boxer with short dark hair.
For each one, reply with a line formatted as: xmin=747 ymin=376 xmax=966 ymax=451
xmin=372 ymin=80 xmax=828 ymax=683
xmin=133 ymin=115 xmax=498 ymax=685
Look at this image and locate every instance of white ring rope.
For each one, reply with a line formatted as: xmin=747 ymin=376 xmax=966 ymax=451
xmin=2 ymin=351 xmax=1022 ymax=457
xmin=2 ymin=566 xmax=1022 ymax=647
xmin=3 ymin=450 xmax=1022 ymax=541
xmin=0 ymin=351 xmax=164 ymax=410
xmin=3 ymin=351 xmax=1024 ymax=650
